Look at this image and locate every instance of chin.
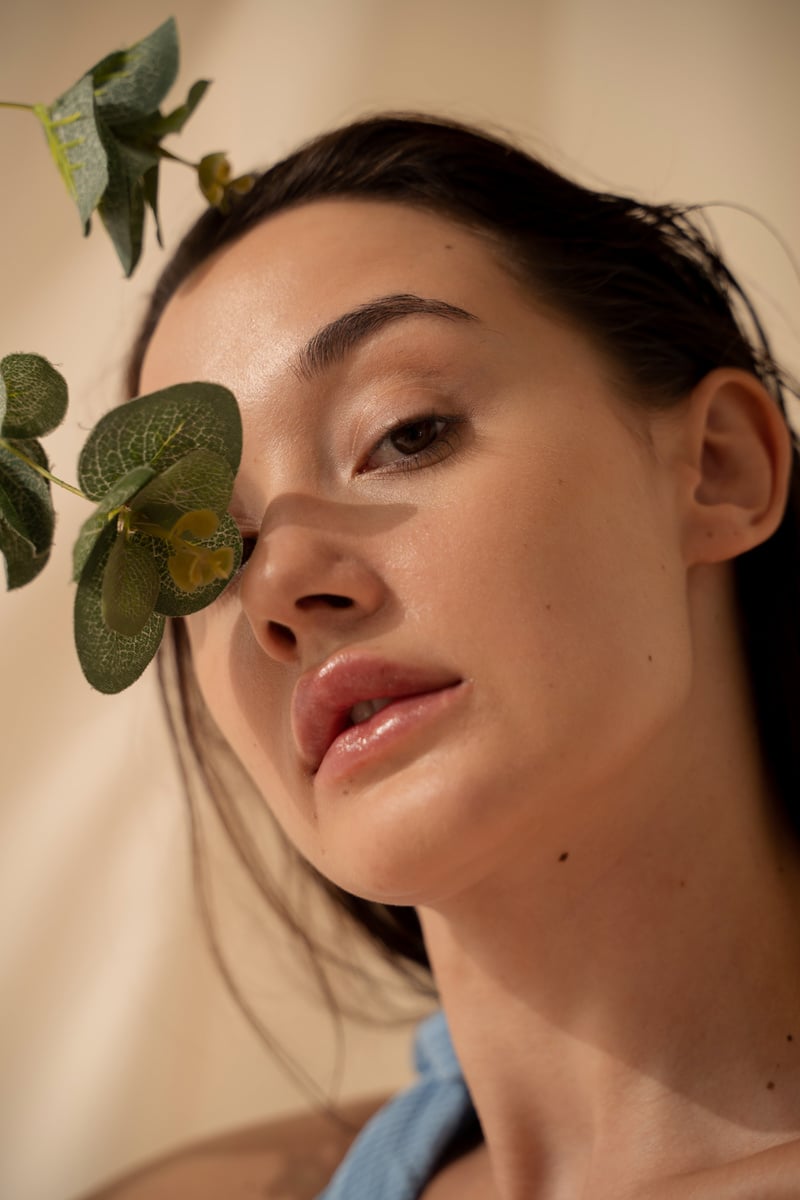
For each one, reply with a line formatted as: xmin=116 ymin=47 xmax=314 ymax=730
xmin=305 ymin=752 xmax=521 ymax=907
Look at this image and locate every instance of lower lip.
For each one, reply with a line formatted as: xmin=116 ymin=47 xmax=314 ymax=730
xmin=314 ymin=681 xmax=468 ymax=788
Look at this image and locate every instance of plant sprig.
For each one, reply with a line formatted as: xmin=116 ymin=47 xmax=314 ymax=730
xmin=0 ymin=19 xmax=249 ymax=693
xmin=1 ymin=16 xmax=254 ymax=276
xmin=0 ymin=360 xmax=243 ymax=693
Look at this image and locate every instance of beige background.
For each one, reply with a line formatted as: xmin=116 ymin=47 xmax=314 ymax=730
xmin=1 ymin=2 xmax=798 ymax=1198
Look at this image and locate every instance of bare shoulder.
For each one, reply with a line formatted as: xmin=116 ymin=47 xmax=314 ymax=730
xmin=77 ymin=1094 xmax=389 ymax=1200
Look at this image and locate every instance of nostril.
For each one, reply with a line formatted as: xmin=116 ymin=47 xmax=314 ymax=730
xmin=296 ymin=593 xmax=354 ymax=611
xmin=267 ymin=620 xmax=297 ymax=649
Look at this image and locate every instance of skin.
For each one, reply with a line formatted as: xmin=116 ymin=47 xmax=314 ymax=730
xmin=80 ymin=1096 xmax=389 ymax=1200
xmin=141 ymin=199 xmax=800 ymax=1198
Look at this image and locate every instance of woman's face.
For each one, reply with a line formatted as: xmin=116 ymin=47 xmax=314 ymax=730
xmin=141 ymin=199 xmax=694 ymax=905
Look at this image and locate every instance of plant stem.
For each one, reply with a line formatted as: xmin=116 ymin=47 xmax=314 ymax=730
xmin=129 ymin=517 xmax=180 ymax=550
xmin=0 ymin=101 xmax=36 ymax=112
xmin=0 ymin=438 xmax=88 ymax=500
xmin=156 ymin=145 xmax=196 ymax=169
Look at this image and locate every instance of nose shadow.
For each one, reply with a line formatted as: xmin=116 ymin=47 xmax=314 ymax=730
xmin=258 ymin=491 xmax=417 ymax=538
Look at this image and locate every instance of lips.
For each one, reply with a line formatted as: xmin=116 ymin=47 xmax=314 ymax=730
xmin=292 ymin=653 xmax=463 ymax=775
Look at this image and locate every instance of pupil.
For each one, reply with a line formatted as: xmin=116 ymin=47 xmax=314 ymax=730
xmin=392 ymin=419 xmax=436 ymax=455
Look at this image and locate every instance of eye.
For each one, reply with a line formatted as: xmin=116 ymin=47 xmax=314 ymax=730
xmin=360 ymin=414 xmax=462 ymax=473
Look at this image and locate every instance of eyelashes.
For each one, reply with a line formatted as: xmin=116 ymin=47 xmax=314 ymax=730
xmin=358 ymin=412 xmax=464 ymax=475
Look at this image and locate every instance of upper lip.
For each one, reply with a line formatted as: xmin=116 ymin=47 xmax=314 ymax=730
xmin=292 ymin=652 xmax=462 ymax=773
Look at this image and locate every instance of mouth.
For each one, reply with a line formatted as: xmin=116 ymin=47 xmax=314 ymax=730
xmin=347 ymin=696 xmax=396 ymax=725
xmin=291 ymin=654 xmax=465 ymax=780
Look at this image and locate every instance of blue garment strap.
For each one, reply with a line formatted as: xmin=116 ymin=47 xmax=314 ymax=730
xmin=316 ymin=1010 xmax=479 ymax=1199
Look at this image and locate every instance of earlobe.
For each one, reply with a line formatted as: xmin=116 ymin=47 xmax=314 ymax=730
xmin=681 ymin=368 xmax=793 ymax=566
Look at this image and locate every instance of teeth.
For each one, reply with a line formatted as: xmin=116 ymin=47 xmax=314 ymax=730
xmin=349 ymin=697 xmax=393 ymax=725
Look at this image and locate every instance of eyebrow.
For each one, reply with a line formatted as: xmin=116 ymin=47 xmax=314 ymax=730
xmin=295 ymin=293 xmax=479 ymax=380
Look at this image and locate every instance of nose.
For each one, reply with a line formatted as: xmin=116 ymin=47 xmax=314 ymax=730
xmin=239 ymin=509 xmax=388 ymax=664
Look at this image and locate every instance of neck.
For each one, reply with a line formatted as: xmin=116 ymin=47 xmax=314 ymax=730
xmin=419 ymin=625 xmax=800 ymax=1199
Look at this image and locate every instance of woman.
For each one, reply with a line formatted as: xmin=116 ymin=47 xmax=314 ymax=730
xmin=91 ymin=115 xmax=800 ymax=1198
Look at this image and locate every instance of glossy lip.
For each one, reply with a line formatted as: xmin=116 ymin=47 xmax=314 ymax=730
xmin=291 ymin=652 xmax=464 ymax=781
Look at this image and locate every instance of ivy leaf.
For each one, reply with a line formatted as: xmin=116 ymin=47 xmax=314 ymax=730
xmin=90 ymin=17 xmax=178 ymax=127
xmin=34 ymin=73 xmax=108 ymax=231
xmin=0 ymin=439 xmax=55 ymax=589
xmin=72 ymin=463 xmax=156 ymax=582
xmin=77 ymin=383 xmax=242 ymax=502
xmin=101 ymin=533 xmax=160 ymax=636
xmin=74 ymin=523 xmax=165 ymax=694
xmin=146 ymin=511 xmax=243 ymax=617
xmin=0 ymin=354 xmax=68 ymax=439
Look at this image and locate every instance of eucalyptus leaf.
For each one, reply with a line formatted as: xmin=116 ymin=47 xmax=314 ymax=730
xmin=101 ymin=533 xmax=160 ymax=635
xmin=171 ymin=509 xmax=219 ymax=539
xmin=0 ymin=497 xmax=41 ymax=590
xmin=34 ymin=73 xmax=108 ymax=230
xmin=72 ymin=463 xmax=157 ymax=582
xmin=142 ymin=162 xmax=162 ymax=247
xmin=129 ymin=448 xmax=235 ymax=528
xmin=0 ymin=439 xmax=55 ymax=588
xmin=33 ymin=19 xmax=206 ymax=274
xmin=0 ymin=354 xmax=68 ymax=438
xmin=97 ymin=132 xmax=156 ymax=276
xmin=77 ymin=383 xmax=242 ymax=501
xmin=91 ymin=17 xmax=178 ymax=126
xmin=147 ymin=511 xmax=242 ymax=617
xmin=74 ymin=522 xmax=165 ymax=694
xmin=144 ymin=78 xmax=209 ymax=137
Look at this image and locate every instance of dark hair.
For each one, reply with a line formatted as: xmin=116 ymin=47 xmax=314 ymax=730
xmin=128 ymin=114 xmax=800 ymax=1038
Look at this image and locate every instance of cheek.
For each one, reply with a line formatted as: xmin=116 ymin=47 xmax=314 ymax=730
xmin=401 ymin=444 xmax=693 ymax=783
xmin=185 ymin=605 xmax=320 ymax=851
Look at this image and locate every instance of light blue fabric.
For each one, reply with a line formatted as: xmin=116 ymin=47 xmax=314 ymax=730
xmin=316 ymin=1010 xmax=480 ymax=1198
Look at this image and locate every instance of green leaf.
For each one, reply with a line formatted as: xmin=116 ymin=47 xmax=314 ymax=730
xmin=0 ymin=439 xmax=55 ymax=588
xmin=78 ymin=383 xmax=242 ymax=501
xmin=129 ymin=448 xmax=235 ymax=528
xmin=148 ymin=78 xmax=209 ymax=136
xmin=142 ymin=161 xmax=162 ymax=247
xmin=0 ymin=490 xmax=38 ymax=589
xmin=34 ymin=73 xmax=108 ymax=230
xmin=171 ymin=509 xmax=219 ymax=539
xmin=96 ymin=130 xmax=158 ymax=276
xmin=74 ymin=523 xmax=165 ymax=694
xmin=72 ymin=463 xmax=156 ymax=582
xmin=147 ymin=511 xmax=242 ymax=616
xmin=0 ymin=354 xmax=68 ymax=438
xmin=91 ymin=17 xmax=179 ymax=126
xmin=101 ymin=533 xmax=160 ymax=635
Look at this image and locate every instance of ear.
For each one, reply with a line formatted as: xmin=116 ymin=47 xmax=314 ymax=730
xmin=679 ymin=368 xmax=793 ymax=566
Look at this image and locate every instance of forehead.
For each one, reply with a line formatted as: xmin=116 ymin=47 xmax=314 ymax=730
xmin=141 ymin=199 xmax=536 ymax=391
